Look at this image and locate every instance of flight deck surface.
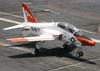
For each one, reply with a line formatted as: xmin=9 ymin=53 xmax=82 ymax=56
xmin=0 ymin=0 xmax=100 ymax=71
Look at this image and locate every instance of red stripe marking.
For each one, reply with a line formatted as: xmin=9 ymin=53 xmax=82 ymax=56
xmin=7 ymin=38 xmax=28 ymax=42
xmin=7 ymin=38 xmax=54 ymax=42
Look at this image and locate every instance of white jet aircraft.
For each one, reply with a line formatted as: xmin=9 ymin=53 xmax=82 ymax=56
xmin=3 ymin=3 xmax=95 ymax=57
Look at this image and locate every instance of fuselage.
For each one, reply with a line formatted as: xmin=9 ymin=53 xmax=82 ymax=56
xmin=22 ymin=22 xmax=95 ymax=47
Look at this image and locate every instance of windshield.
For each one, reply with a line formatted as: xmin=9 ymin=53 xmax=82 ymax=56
xmin=74 ymin=30 xmax=83 ymax=36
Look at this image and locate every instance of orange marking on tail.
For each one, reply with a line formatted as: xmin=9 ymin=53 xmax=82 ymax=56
xmin=22 ymin=3 xmax=38 ymax=23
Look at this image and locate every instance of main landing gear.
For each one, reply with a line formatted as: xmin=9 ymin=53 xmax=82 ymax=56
xmin=33 ymin=42 xmax=84 ymax=57
xmin=35 ymin=48 xmax=40 ymax=55
xmin=34 ymin=42 xmax=41 ymax=55
xmin=63 ymin=43 xmax=68 ymax=49
xmin=33 ymin=41 xmax=45 ymax=55
xmin=31 ymin=42 xmax=42 ymax=55
xmin=76 ymin=47 xmax=84 ymax=57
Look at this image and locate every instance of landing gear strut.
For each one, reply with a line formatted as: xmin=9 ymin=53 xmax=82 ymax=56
xmin=63 ymin=43 xmax=68 ymax=49
xmin=76 ymin=47 xmax=84 ymax=57
xmin=34 ymin=42 xmax=41 ymax=55
xmin=34 ymin=41 xmax=45 ymax=55
xmin=30 ymin=42 xmax=42 ymax=55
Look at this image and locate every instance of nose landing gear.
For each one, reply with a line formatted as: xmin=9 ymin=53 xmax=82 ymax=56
xmin=76 ymin=47 xmax=84 ymax=57
xmin=76 ymin=51 xmax=83 ymax=57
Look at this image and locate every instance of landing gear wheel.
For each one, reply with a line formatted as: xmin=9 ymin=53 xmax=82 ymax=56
xmin=63 ymin=43 xmax=68 ymax=49
xmin=35 ymin=49 xmax=39 ymax=55
xmin=76 ymin=52 xmax=80 ymax=57
xmin=76 ymin=52 xmax=84 ymax=57
xmin=80 ymin=52 xmax=84 ymax=57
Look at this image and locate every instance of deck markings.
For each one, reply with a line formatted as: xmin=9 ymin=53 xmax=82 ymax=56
xmin=0 ymin=12 xmax=24 ymax=18
xmin=49 ymin=56 xmax=100 ymax=71
xmin=45 ymin=0 xmax=100 ymax=21
xmin=2 ymin=44 xmax=33 ymax=52
xmin=80 ymin=29 xmax=97 ymax=34
xmin=24 ymin=3 xmax=32 ymax=5
xmin=0 ymin=42 xmax=6 ymax=45
xmin=1 ymin=42 xmax=100 ymax=71
xmin=91 ymin=38 xmax=100 ymax=43
xmin=47 ymin=0 xmax=93 ymax=6
xmin=0 ymin=17 xmax=22 ymax=24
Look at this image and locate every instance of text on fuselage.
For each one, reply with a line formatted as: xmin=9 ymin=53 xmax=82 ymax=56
xmin=31 ymin=27 xmax=40 ymax=32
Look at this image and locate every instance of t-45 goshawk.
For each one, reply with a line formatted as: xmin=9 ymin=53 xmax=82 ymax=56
xmin=3 ymin=3 xmax=95 ymax=57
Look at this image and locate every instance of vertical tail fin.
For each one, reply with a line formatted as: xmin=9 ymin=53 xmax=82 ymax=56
xmin=22 ymin=3 xmax=38 ymax=23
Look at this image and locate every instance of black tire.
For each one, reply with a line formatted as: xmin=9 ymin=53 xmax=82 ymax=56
xmin=63 ymin=43 xmax=68 ymax=49
xmin=76 ymin=52 xmax=81 ymax=57
xmin=35 ymin=49 xmax=39 ymax=55
xmin=80 ymin=52 xmax=84 ymax=57
xmin=76 ymin=52 xmax=84 ymax=57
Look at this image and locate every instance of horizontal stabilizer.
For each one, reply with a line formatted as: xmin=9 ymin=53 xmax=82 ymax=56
xmin=3 ymin=24 xmax=26 ymax=30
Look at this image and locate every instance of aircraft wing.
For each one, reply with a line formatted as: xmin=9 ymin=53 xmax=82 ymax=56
xmin=7 ymin=35 xmax=55 ymax=42
xmin=3 ymin=24 xmax=26 ymax=30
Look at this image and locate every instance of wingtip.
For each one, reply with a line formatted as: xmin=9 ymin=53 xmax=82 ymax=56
xmin=3 ymin=28 xmax=12 ymax=30
xmin=3 ymin=29 xmax=6 ymax=30
xmin=3 ymin=28 xmax=7 ymax=30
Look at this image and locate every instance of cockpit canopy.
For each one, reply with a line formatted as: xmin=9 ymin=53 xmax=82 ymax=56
xmin=57 ymin=22 xmax=83 ymax=36
xmin=57 ymin=22 xmax=92 ymax=41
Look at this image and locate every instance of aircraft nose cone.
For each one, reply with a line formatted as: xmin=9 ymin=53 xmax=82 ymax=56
xmin=89 ymin=40 xmax=95 ymax=46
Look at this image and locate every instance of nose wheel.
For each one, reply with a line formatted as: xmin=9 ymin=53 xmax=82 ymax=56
xmin=76 ymin=47 xmax=84 ymax=57
xmin=76 ymin=51 xmax=84 ymax=57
